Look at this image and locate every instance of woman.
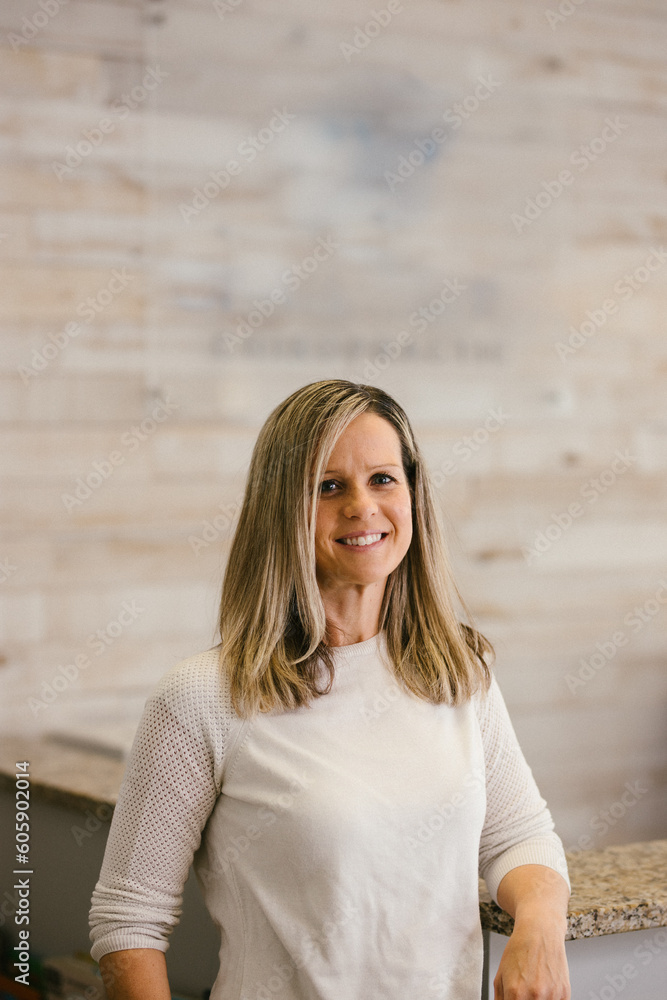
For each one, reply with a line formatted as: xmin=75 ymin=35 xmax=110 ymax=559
xmin=89 ymin=379 xmax=571 ymax=1000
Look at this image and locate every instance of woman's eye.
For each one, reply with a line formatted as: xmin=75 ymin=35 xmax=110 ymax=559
xmin=319 ymin=474 xmax=395 ymax=493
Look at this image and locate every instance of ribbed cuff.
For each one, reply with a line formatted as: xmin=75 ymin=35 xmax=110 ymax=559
xmin=90 ymin=932 xmax=170 ymax=963
xmin=482 ymin=837 xmax=571 ymax=905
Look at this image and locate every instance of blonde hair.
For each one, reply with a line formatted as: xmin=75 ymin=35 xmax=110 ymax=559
xmin=218 ymin=379 xmax=493 ymax=716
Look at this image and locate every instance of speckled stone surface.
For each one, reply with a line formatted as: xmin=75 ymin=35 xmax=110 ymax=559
xmin=479 ymin=839 xmax=667 ymax=939
xmin=1 ymin=738 xmax=665 ymax=939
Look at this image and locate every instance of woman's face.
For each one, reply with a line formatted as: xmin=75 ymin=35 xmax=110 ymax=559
xmin=314 ymin=412 xmax=414 ymax=591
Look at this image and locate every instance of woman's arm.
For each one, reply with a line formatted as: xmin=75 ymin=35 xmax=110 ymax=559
xmin=474 ymin=675 xmax=572 ymax=998
xmin=98 ymin=949 xmax=171 ymax=1000
xmin=494 ymin=864 xmax=570 ymax=1000
xmin=89 ymin=651 xmax=229 ymax=964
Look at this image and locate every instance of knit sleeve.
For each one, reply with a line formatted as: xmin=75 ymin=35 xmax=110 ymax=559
xmin=474 ymin=672 xmax=570 ymax=905
xmin=88 ymin=648 xmax=231 ymax=962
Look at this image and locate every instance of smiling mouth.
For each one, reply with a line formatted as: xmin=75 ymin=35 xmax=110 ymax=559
xmin=335 ymin=532 xmax=388 ymax=548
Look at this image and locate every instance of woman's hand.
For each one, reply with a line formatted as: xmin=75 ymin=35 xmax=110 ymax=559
xmin=494 ymin=864 xmax=571 ymax=1000
xmin=494 ymin=910 xmax=570 ymax=999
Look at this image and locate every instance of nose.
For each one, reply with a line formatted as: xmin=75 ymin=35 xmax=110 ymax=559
xmin=342 ymin=482 xmax=378 ymax=520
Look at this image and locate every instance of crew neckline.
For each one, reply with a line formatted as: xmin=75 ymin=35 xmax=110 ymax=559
xmin=329 ymin=631 xmax=384 ymax=660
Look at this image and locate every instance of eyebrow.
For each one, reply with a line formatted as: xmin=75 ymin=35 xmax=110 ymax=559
xmin=322 ymin=464 xmax=403 ymax=475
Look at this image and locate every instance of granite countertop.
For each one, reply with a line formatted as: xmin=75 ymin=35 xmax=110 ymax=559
xmin=1 ymin=737 xmax=665 ymax=940
xmin=479 ymin=838 xmax=667 ymax=939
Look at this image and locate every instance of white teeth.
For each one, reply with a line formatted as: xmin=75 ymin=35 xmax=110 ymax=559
xmin=340 ymin=533 xmax=383 ymax=546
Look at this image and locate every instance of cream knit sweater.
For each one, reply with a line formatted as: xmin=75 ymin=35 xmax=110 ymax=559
xmin=89 ymin=631 xmax=569 ymax=1000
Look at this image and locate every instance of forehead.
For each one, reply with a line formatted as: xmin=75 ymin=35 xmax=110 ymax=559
xmin=335 ymin=411 xmax=400 ymax=443
xmin=324 ymin=413 xmax=403 ymax=465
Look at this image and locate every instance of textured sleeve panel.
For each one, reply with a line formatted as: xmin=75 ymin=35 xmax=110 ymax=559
xmin=474 ymin=673 xmax=570 ymax=905
xmin=89 ymin=647 xmax=232 ymax=961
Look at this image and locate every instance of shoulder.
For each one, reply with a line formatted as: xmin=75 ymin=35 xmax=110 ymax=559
xmin=137 ymin=645 xmax=243 ymax=792
xmin=149 ymin=644 xmax=238 ymax=736
xmin=469 ymin=668 xmax=500 ymax=714
xmin=154 ymin=643 xmax=227 ymax=698
xmin=469 ymin=669 xmax=514 ymax=735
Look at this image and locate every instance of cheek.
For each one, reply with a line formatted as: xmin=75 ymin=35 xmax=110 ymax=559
xmin=395 ymin=495 xmax=413 ymax=529
xmin=314 ymin=509 xmax=332 ymax=547
xmin=398 ymin=506 xmax=414 ymax=548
